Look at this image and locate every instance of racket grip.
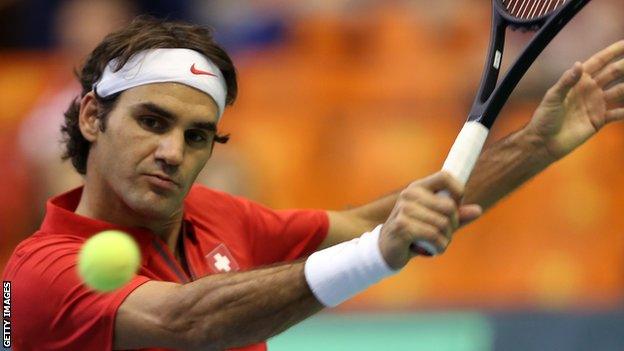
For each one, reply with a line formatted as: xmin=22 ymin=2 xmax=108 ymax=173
xmin=441 ymin=121 xmax=490 ymax=185
xmin=413 ymin=121 xmax=489 ymax=256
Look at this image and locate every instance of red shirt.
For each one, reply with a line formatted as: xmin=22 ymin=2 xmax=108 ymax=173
xmin=2 ymin=185 xmax=328 ymax=351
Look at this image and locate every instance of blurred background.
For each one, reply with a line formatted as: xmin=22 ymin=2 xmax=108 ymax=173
xmin=1 ymin=0 xmax=623 ymax=350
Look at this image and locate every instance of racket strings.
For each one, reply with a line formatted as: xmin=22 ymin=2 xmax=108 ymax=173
xmin=502 ymin=0 xmax=568 ymax=19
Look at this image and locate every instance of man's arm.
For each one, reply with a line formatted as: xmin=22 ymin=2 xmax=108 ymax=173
xmin=324 ymin=185 xmax=480 ymax=249
xmin=114 ymin=173 xmax=474 ymax=350
xmin=323 ymin=41 xmax=624 ymax=248
xmin=114 ymin=262 xmax=321 ymax=351
xmin=323 ymin=129 xmax=545 ymax=248
xmin=467 ymin=41 xmax=624 ymax=208
xmin=324 ymin=193 xmax=400 ymax=249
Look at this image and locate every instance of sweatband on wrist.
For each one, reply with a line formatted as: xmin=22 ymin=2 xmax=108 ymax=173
xmin=304 ymin=224 xmax=397 ymax=307
xmin=93 ymin=48 xmax=228 ymax=119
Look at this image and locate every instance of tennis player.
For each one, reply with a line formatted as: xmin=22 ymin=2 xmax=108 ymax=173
xmin=2 ymin=17 xmax=623 ymax=351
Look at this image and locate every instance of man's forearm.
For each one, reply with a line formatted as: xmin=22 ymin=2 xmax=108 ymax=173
xmin=170 ymin=262 xmax=322 ymax=350
xmin=324 ymin=193 xmax=398 ymax=248
xmin=464 ymin=127 xmax=555 ymax=210
xmin=325 ymin=127 xmax=556 ymax=247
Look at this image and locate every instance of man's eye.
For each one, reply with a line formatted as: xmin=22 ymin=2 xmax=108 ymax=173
xmin=185 ymin=130 xmax=209 ymax=146
xmin=138 ymin=116 xmax=165 ymax=131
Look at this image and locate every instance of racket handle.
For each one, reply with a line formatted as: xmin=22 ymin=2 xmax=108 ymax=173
xmin=413 ymin=121 xmax=489 ymax=256
xmin=441 ymin=121 xmax=490 ymax=185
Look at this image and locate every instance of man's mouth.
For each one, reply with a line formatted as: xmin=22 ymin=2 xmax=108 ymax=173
xmin=142 ymin=173 xmax=180 ymax=191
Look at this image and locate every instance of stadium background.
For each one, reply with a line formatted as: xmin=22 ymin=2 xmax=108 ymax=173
xmin=1 ymin=0 xmax=623 ymax=349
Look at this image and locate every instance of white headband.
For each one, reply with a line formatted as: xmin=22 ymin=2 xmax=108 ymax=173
xmin=93 ymin=48 xmax=228 ymax=118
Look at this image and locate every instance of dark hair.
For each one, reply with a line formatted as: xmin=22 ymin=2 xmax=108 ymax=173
xmin=61 ymin=15 xmax=237 ymax=174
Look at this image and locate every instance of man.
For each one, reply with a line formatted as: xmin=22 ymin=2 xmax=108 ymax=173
xmin=3 ymin=16 xmax=623 ymax=351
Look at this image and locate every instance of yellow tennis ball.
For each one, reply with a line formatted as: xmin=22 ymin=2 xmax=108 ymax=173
xmin=78 ymin=230 xmax=141 ymax=292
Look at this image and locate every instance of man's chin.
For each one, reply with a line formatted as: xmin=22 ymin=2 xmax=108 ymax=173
xmin=127 ymin=191 xmax=181 ymax=220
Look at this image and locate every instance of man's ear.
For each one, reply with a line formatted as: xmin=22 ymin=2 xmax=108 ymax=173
xmin=78 ymin=92 xmax=102 ymax=142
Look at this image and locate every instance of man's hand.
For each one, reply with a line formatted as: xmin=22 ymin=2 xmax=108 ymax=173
xmin=325 ymin=42 xmax=624 ymax=256
xmin=526 ymin=41 xmax=624 ymax=161
xmin=378 ymin=172 xmax=482 ymax=270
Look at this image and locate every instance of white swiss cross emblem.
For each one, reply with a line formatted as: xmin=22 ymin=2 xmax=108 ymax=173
xmin=206 ymin=244 xmax=239 ymax=273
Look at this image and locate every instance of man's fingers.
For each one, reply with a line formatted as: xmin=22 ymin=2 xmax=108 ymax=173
xmin=404 ymin=203 xmax=455 ymax=238
xmin=413 ymin=171 xmax=464 ymax=202
xmin=583 ymin=40 xmax=624 ymax=76
xmin=458 ymin=204 xmax=483 ymax=226
xmin=548 ymin=62 xmax=583 ymax=101
xmin=398 ymin=171 xmax=468 ymax=257
xmin=405 ymin=187 xmax=458 ymax=220
xmin=419 ymin=190 xmax=460 ymax=232
xmin=410 ymin=203 xmax=482 ymax=256
xmin=594 ymin=58 xmax=624 ymax=88
xmin=408 ymin=223 xmax=449 ymax=256
xmin=604 ymin=83 xmax=624 ymax=109
xmin=605 ymin=108 xmax=624 ymax=123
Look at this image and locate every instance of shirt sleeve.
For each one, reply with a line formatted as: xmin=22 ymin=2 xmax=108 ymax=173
xmin=4 ymin=236 xmax=150 ymax=351
xmin=238 ymin=198 xmax=329 ymax=265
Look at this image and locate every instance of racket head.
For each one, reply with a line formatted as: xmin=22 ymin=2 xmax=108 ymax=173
xmin=468 ymin=0 xmax=591 ymax=128
xmin=495 ymin=0 xmax=571 ymax=30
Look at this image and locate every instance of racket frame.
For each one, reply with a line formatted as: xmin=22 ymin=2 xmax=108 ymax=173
xmin=469 ymin=0 xmax=592 ymax=129
xmin=414 ymin=0 xmax=593 ymax=256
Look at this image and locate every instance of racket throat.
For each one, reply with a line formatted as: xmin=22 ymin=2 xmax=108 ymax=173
xmin=477 ymin=19 xmax=507 ymax=105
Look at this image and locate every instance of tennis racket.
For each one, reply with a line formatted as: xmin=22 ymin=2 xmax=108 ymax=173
xmin=414 ymin=0 xmax=592 ymax=256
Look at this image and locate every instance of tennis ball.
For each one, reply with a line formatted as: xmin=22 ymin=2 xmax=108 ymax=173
xmin=78 ymin=230 xmax=141 ymax=292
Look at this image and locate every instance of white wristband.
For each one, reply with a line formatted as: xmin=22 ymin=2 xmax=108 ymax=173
xmin=304 ymin=225 xmax=397 ymax=307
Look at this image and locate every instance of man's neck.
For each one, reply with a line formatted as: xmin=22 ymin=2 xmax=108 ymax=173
xmin=75 ymin=181 xmax=184 ymax=253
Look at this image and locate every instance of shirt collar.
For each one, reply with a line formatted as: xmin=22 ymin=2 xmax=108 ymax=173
xmin=41 ymin=186 xmax=158 ymax=249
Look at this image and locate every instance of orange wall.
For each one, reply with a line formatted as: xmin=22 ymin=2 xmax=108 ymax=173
xmin=2 ymin=4 xmax=623 ymax=310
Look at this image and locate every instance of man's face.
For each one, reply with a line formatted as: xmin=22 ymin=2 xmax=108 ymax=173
xmin=88 ymin=83 xmax=219 ymax=220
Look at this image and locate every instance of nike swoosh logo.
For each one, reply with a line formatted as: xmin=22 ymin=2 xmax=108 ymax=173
xmin=190 ymin=63 xmax=217 ymax=76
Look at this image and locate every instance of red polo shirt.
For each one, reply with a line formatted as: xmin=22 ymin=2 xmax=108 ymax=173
xmin=2 ymin=185 xmax=328 ymax=351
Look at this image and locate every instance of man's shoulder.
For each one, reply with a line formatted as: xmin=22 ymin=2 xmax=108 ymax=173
xmin=2 ymin=231 xmax=84 ymax=281
xmin=10 ymin=230 xmax=84 ymax=254
xmin=187 ymin=183 xmax=235 ymax=200
xmin=186 ymin=184 xmax=252 ymax=212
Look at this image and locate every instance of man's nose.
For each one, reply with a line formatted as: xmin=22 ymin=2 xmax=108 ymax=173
xmin=155 ymin=131 xmax=184 ymax=168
